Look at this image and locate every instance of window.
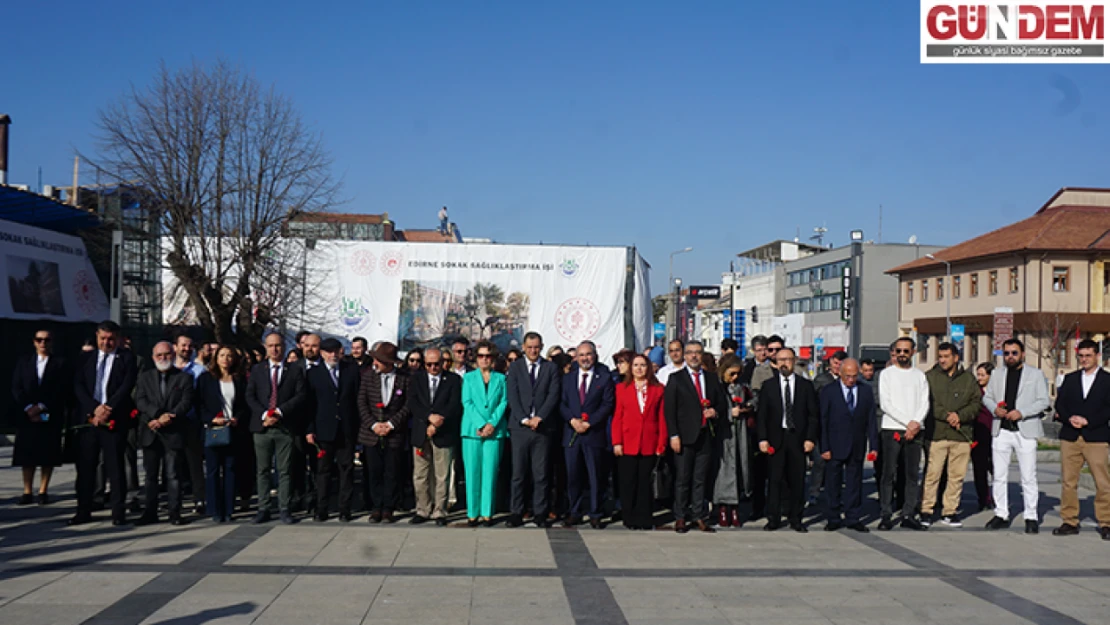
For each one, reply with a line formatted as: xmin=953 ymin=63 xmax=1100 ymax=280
xmin=970 ymin=273 xmax=979 ymax=297
xmin=1009 ymin=267 xmax=1020 ymax=293
xmin=953 ymin=275 xmax=961 ymax=299
xmin=906 ymin=282 xmax=914 ymax=304
xmin=937 ymin=277 xmax=944 ymax=300
xmin=989 ymin=270 xmax=998 ymax=295
xmin=922 ymin=279 xmax=929 ymax=302
xmin=1053 ymin=266 xmax=1070 ymax=292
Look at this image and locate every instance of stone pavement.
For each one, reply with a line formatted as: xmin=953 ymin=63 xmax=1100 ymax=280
xmin=1 ymin=447 xmax=1109 ymax=625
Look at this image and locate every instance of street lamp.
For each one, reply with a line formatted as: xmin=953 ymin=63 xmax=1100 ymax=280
xmin=668 ymin=247 xmax=693 ymax=340
xmin=673 ymin=277 xmax=683 ymax=341
xmin=926 ymin=253 xmax=952 ymax=342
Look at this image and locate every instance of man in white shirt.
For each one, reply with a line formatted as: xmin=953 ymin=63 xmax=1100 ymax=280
xmin=877 ymin=337 xmax=930 ymax=531
xmin=656 ymin=339 xmax=685 ymax=385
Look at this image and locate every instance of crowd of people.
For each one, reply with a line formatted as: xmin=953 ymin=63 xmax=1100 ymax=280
xmin=10 ymin=321 xmax=1110 ymax=538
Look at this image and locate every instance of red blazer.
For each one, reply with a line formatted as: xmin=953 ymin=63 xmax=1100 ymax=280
xmin=611 ymin=381 xmax=667 ymax=456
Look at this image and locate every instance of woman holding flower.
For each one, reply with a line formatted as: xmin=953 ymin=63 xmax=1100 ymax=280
xmin=199 ymin=346 xmax=248 ymax=522
xmin=611 ymin=354 xmax=666 ymax=530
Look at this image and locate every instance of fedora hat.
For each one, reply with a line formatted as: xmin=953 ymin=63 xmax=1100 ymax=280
xmin=370 ymin=341 xmax=400 ymax=364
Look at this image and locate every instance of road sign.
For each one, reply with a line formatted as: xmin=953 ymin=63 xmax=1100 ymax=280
xmin=688 ymin=285 xmax=722 ymax=299
xmin=992 ymin=307 xmax=1014 ymax=356
xmin=950 ymin=324 xmax=965 ymax=343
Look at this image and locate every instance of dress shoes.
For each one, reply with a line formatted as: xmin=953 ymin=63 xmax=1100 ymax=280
xmin=846 ymin=522 xmax=870 ymax=533
xmin=252 ymin=510 xmax=272 ymax=524
xmin=535 ymin=517 xmax=552 ymax=529
xmin=279 ymin=510 xmax=297 ymax=525
xmin=314 ymin=513 xmax=329 ymax=523
xmin=338 ymin=512 xmax=353 ymax=523
xmin=763 ymin=520 xmax=781 ymax=532
xmin=675 ymin=519 xmax=689 ymax=534
xmin=135 ymin=514 xmax=159 ymax=527
xmin=1052 ymin=523 xmax=1079 ymax=536
xmin=481 ymin=518 xmax=494 ymax=528
xmin=1100 ymin=527 xmax=1110 ymax=540
xmin=730 ymin=507 xmax=742 ymax=528
xmin=825 ymin=521 xmax=842 ymax=532
xmin=717 ymin=506 xmax=730 ymax=528
xmin=790 ymin=521 xmax=808 ymax=533
xmin=985 ymin=516 xmax=1011 ymax=530
xmin=562 ymin=515 xmax=577 ymax=528
xmin=170 ymin=517 xmax=189 ymax=527
xmin=694 ymin=519 xmax=716 ymax=533
xmin=67 ymin=513 xmax=93 ymax=526
xmin=467 ymin=519 xmax=480 ymax=527
xmin=435 ymin=518 xmax=448 ymax=527
xmin=506 ymin=514 xmax=524 ymax=528
xmin=1025 ymin=520 xmax=1039 ymax=534
xmin=112 ymin=518 xmax=130 ymax=527
xmin=877 ymin=517 xmax=894 ymax=531
xmin=410 ymin=515 xmax=428 ymax=525
xmin=37 ymin=493 xmax=50 ymax=506
xmin=382 ymin=511 xmax=396 ymax=524
xmin=368 ymin=511 xmax=383 ymax=524
xmin=18 ymin=494 xmax=33 ymax=506
xmin=590 ymin=518 xmax=604 ymax=530
xmin=900 ymin=517 xmax=927 ymax=531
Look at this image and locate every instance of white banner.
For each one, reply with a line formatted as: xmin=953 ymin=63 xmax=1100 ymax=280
xmin=0 ymin=218 xmax=108 ymax=322
xmin=311 ymin=241 xmax=642 ymax=356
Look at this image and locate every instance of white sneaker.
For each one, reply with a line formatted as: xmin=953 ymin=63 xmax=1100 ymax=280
xmin=940 ymin=515 xmax=962 ymax=528
xmin=919 ymin=516 xmax=933 ymax=528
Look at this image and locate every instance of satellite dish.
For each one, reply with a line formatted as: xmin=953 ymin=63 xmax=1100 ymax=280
xmin=908 ymin=234 xmax=918 ymax=245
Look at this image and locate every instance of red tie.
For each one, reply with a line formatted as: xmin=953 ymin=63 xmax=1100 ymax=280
xmin=579 ymin=372 xmax=588 ymax=405
xmin=691 ymin=370 xmax=703 ymax=401
xmin=268 ymin=364 xmax=279 ymax=412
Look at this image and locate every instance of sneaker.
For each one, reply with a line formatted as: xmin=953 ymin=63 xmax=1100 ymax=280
xmin=919 ymin=516 xmax=933 ymax=528
xmin=939 ymin=515 xmax=962 ymax=528
xmin=985 ymin=516 xmax=1010 ymax=530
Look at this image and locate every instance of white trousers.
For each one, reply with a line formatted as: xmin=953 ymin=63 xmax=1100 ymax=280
xmin=992 ymin=429 xmax=1039 ymax=521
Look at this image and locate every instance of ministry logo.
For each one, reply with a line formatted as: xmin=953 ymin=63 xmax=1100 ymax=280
xmin=559 ymin=258 xmax=580 ymax=278
xmin=339 ymin=296 xmax=370 ymax=331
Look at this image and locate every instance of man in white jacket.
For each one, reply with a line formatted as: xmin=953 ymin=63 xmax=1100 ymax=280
xmin=982 ymin=338 xmax=1049 ymax=534
xmin=878 ymin=337 xmax=930 ymax=531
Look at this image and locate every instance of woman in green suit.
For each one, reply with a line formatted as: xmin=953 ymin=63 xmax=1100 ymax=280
xmin=461 ymin=340 xmax=508 ymax=526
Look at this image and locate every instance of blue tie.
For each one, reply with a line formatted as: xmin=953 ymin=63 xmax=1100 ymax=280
xmin=847 ymin=388 xmax=855 ymax=411
xmin=94 ymin=354 xmax=108 ymax=403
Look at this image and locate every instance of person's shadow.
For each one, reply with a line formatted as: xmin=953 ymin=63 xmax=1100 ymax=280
xmin=150 ymin=603 xmax=255 ymax=625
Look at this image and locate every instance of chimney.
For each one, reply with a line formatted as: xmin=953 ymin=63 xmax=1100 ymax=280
xmin=0 ymin=114 xmax=10 ymax=186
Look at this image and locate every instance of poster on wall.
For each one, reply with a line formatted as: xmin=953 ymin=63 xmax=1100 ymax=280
xmin=312 ymin=242 xmax=648 ymax=355
xmin=0 ymin=218 xmax=109 ymax=322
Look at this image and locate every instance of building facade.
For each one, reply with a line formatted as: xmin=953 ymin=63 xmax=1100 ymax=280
xmin=889 ymin=187 xmax=1110 ymax=380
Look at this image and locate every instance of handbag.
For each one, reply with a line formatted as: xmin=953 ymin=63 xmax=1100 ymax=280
xmin=205 ymin=425 xmax=232 ymax=448
xmin=652 ymin=456 xmax=673 ymax=502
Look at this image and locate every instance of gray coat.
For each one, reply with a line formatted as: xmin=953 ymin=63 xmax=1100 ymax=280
xmin=982 ymin=364 xmax=1049 ymax=440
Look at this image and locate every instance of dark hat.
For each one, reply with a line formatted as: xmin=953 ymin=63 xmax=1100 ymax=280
xmin=371 ymin=341 xmax=400 ymax=364
xmin=320 ymin=338 xmax=343 ymax=352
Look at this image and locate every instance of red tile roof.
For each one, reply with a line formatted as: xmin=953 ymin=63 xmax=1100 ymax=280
xmin=289 ymin=212 xmax=386 ymax=224
xmin=889 ymin=202 xmax=1110 ymax=274
xmin=396 ymin=229 xmax=457 ymax=243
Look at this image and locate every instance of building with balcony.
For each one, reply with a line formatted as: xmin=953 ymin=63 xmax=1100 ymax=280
xmin=889 ymin=187 xmax=1110 ymax=377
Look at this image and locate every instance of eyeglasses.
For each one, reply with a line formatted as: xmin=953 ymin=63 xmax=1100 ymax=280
xmin=453 ymin=349 xmax=466 ymax=354
xmin=767 ymin=346 xmax=780 ymax=352
xmin=425 ymin=361 xmax=442 ymax=368
xmin=34 ymin=337 xmax=51 ymax=343
xmin=894 ymin=349 xmax=912 ymax=354
xmin=476 ymin=353 xmax=493 ymax=359
xmin=1004 ymin=351 xmax=1020 ymax=356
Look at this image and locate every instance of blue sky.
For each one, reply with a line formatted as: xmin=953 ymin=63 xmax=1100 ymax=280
xmin=3 ymin=1 xmax=1109 ymax=295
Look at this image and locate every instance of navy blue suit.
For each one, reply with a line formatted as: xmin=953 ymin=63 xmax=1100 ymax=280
xmin=560 ymin=363 xmax=615 ymax=520
xmin=819 ymin=381 xmax=878 ymax=524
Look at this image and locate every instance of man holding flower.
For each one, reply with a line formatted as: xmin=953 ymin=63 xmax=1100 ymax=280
xmin=560 ymin=341 xmax=615 ymax=528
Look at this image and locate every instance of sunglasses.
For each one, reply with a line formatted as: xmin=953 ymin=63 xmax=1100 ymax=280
xmin=408 ymin=357 xmax=422 ymax=363
xmin=425 ymin=361 xmax=442 ymax=368
xmin=894 ymin=348 xmax=912 ymax=354
xmin=1004 ymin=351 xmax=1020 ymax=356
xmin=477 ymin=353 xmax=493 ymax=359
xmin=34 ymin=337 xmax=51 ymax=343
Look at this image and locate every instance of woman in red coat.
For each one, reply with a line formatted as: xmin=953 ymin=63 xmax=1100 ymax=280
xmin=612 ymin=354 xmax=668 ymax=530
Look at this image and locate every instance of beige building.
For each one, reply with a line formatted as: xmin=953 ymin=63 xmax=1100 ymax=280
xmin=888 ymin=187 xmax=1110 ymax=381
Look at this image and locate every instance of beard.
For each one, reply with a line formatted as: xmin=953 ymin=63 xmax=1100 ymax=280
xmin=155 ymin=360 xmax=173 ymax=372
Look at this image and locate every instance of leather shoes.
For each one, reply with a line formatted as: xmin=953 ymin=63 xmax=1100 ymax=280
xmin=846 ymin=522 xmax=870 ymax=533
xmin=112 ymin=518 xmax=130 ymax=527
xmin=37 ymin=493 xmax=50 ymax=506
xmin=790 ymin=521 xmax=808 ymax=533
xmin=563 ymin=515 xmax=577 ymax=528
xmin=67 ymin=514 xmax=92 ymax=526
xmin=383 ymin=511 xmax=396 ymax=524
xmin=252 ymin=511 xmax=272 ymax=524
xmin=170 ymin=517 xmax=188 ymax=527
xmin=467 ymin=518 xmax=480 ymax=527
xmin=694 ymin=519 xmax=716 ymax=533
xmin=18 ymin=494 xmax=33 ymax=506
xmin=369 ymin=511 xmax=382 ymax=524
xmin=506 ymin=514 xmax=524 ymax=528
xmin=535 ymin=517 xmax=552 ymax=529
xmin=763 ymin=520 xmax=781 ymax=531
xmin=1100 ymin=527 xmax=1110 ymax=540
xmin=314 ymin=513 xmax=328 ymax=523
xmin=717 ymin=506 xmax=730 ymax=528
xmin=338 ymin=512 xmax=353 ymax=523
xmin=730 ymin=507 xmax=742 ymax=528
xmin=877 ymin=517 xmax=894 ymax=531
xmin=1052 ymin=523 xmax=1079 ymax=536
xmin=590 ymin=518 xmax=603 ymax=530
xmin=279 ymin=510 xmax=297 ymax=525
xmin=900 ymin=517 xmax=927 ymax=531
xmin=985 ymin=516 xmax=1011 ymax=530
xmin=410 ymin=515 xmax=428 ymax=525
xmin=675 ymin=519 xmax=689 ymax=534
xmin=825 ymin=521 xmax=842 ymax=532
xmin=435 ymin=518 xmax=448 ymax=527
xmin=1025 ymin=520 xmax=1039 ymax=534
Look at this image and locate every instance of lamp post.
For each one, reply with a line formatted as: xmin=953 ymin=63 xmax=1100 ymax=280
xmin=668 ymin=247 xmax=693 ymax=340
xmin=673 ymin=277 xmax=683 ymax=341
xmin=926 ymin=253 xmax=952 ymax=342
xmin=848 ymin=230 xmax=864 ymax=359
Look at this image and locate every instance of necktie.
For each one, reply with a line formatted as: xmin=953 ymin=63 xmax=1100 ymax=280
xmin=692 ymin=370 xmax=703 ymax=401
xmin=529 ymin=363 xmax=537 ymax=386
xmin=330 ymin=366 xmax=339 ymax=388
xmin=268 ymin=365 xmax=279 ymax=412
xmin=847 ymin=387 xmax=855 ymax=412
xmin=579 ymin=372 xmax=588 ymax=405
xmin=160 ymin=373 xmax=167 ymax=398
xmin=431 ymin=375 xmax=439 ymax=401
xmin=94 ymin=354 xmax=108 ymax=403
xmin=784 ymin=378 xmax=795 ymax=429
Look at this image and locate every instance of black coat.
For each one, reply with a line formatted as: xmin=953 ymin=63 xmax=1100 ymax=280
xmin=305 ymin=360 xmax=362 ymax=443
xmin=134 ymin=367 xmax=195 ymax=450
xmin=1055 ymin=368 xmax=1110 ymax=443
xmin=756 ymin=371 xmax=820 ymax=448
xmin=197 ymin=372 xmax=250 ymax=444
xmin=407 ymin=369 xmax=463 ymax=447
xmin=73 ymin=349 xmax=138 ymax=429
xmin=663 ymin=366 xmax=728 ymax=445
xmin=11 ymin=354 xmax=69 ymax=467
xmin=246 ymin=360 xmax=307 ymax=434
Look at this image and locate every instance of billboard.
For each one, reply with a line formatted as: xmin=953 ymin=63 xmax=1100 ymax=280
xmin=0 ymin=218 xmax=108 ymax=322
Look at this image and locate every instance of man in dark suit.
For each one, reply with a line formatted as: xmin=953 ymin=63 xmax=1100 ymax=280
xmin=819 ymin=359 xmax=877 ymax=532
xmin=757 ymin=346 xmax=819 ymax=532
xmin=289 ymin=333 xmax=322 ymax=514
xmin=665 ymin=340 xmax=728 ymax=533
xmin=1053 ymin=339 xmax=1110 ymax=538
xmin=506 ymin=331 xmax=562 ymax=527
xmin=559 ymin=341 xmax=615 ymax=529
xmin=70 ymin=320 xmax=139 ymax=526
xmin=305 ymin=338 xmax=361 ymax=522
xmin=246 ymin=332 xmax=306 ymax=524
xmin=407 ymin=346 xmax=463 ymax=526
xmin=134 ymin=342 xmax=195 ymax=526
xmin=357 ymin=341 xmax=411 ymax=523
xmin=11 ymin=329 xmax=69 ymax=505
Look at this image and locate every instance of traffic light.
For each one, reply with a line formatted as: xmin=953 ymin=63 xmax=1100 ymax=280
xmin=751 ymin=305 xmax=758 ymax=323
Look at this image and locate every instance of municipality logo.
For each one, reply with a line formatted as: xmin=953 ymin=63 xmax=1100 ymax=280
xmin=339 ymin=296 xmax=370 ymax=330
xmin=559 ymin=258 xmax=580 ymax=278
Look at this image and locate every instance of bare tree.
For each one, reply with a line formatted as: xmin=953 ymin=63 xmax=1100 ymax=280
xmin=89 ymin=60 xmax=340 ymax=344
xmin=1026 ymin=311 xmax=1084 ymax=379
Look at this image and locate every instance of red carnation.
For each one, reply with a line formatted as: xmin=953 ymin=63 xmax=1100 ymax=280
xmin=316 ymin=449 xmax=327 ymax=459
xmin=997 ymin=401 xmax=1007 ymax=409
xmin=766 ymin=445 xmax=776 ymax=455
xmin=415 ymin=448 xmax=425 ymax=458
xmin=216 ymin=411 xmax=225 ymax=420
xmin=866 ymin=451 xmax=878 ymax=462
xmin=375 ymin=402 xmax=385 ymax=409
xmin=970 ymin=441 xmax=979 ymax=450
xmin=893 ymin=432 xmax=902 ymax=442
xmin=129 ymin=409 xmax=139 ymax=419
xmin=580 ymin=412 xmax=589 ymax=422
xmin=107 ymin=420 xmax=116 ymax=431
xmin=731 ymin=396 xmax=743 ymax=404
xmin=701 ymin=399 xmax=711 ymax=408
xmin=266 ymin=409 xmax=276 ymax=419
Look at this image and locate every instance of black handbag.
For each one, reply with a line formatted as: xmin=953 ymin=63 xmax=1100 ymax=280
xmin=652 ymin=456 xmax=673 ymax=501
xmin=205 ymin=425 xmax=232 ymax=448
